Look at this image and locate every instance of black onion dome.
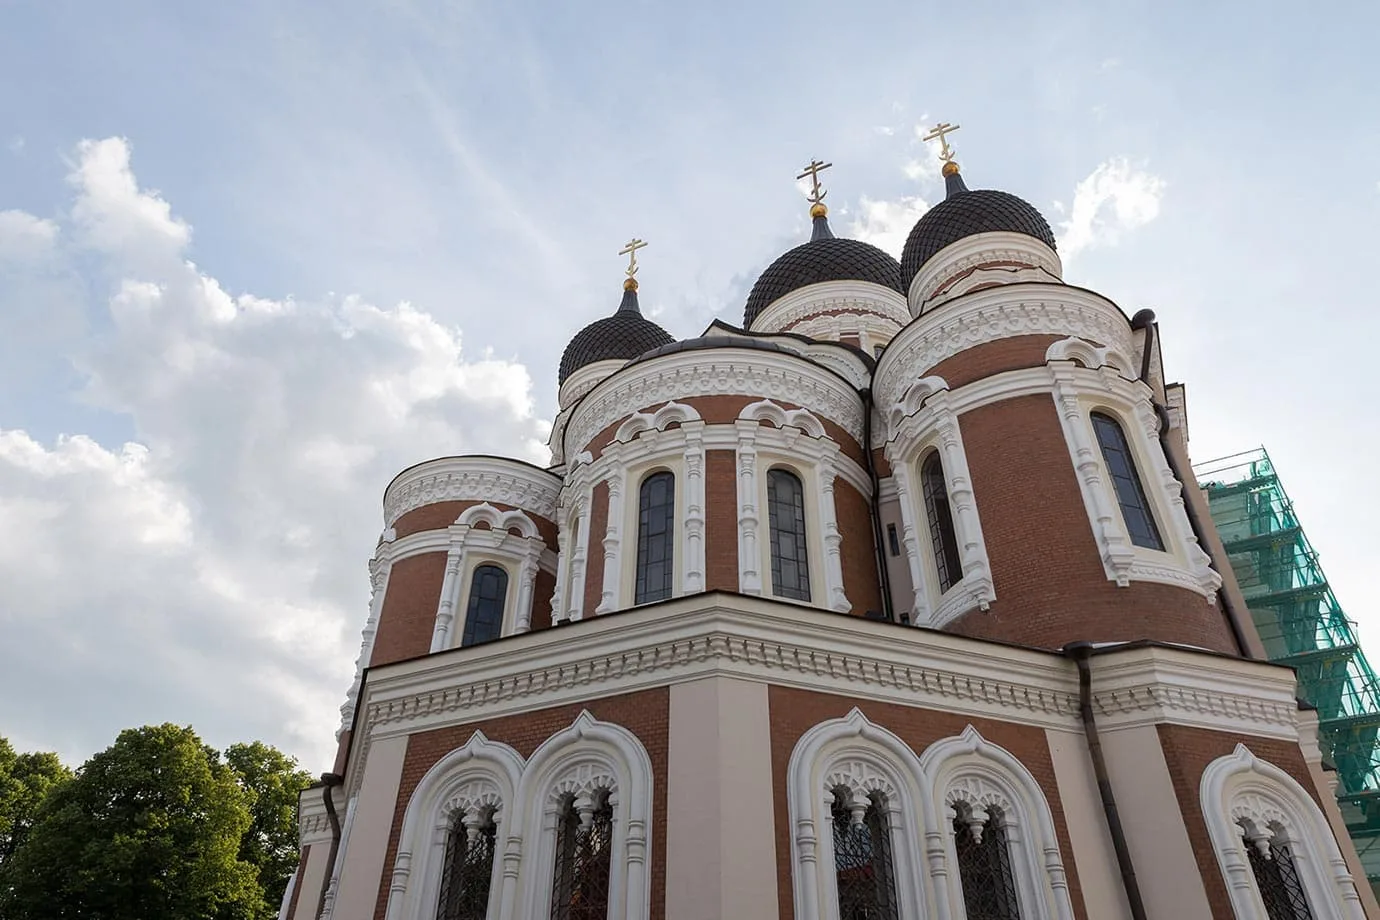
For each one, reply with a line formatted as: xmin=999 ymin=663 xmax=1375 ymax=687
xmin=558 ymin=286 xmax=674 ymax=384
xmin=900 ymin=169 xmax=1057 ymax=286
xmin=743 ymin=214 xmax=904 ymax=328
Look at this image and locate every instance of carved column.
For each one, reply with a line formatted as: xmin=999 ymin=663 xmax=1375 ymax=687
xmin=338 ymin=541 xmax=392 ymax=736
xmin=548 ymin=507 xmax=569 ymax=624
xmin=567 ymin=486 xmax=592 ymax=622
xmin=430 ymin=539 xmax=466 ymax=652
xmin=514 ymin=543 xmax=541 ymax=634
xmin=817 ymin=447 xmax=850 ymax=612
xmin=736 ymin=420 xmax=762 ymax=595
xmin=682 ymin=421 xmax=706 ymax=595
xmin=596 ymin=470 xmax=624 ymax=614
xmin=888 ymin=457 xmax=932 ymax=625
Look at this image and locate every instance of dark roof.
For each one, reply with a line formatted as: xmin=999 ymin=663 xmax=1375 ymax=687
xmin=558 ymin=287 xmax=674 ymax=384
xmin=633 ymin=335 xmax=791 ymax=363
xmin=900 ymin=171 xmax=1057 ymax=287
xmin=743 ymin=214 xmax=904 ymax=328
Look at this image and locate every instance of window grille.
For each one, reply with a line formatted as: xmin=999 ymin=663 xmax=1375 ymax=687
xmin=1090 ymin=412 xmax=1165 ymax=550
xmin=920 ymin=453 xmax=963 ymax=592
xmin=1244 ymin=828 xmax=1316 ymax=920
xmin=953 ymin=808 xmax=1020 ymax=920
xmin=767 ymin=468 xmax=811 ymax=601
xmin=550 ymin=792 xmax=614 ymax=920
xmin=435 ymin=808 xmax=498 ymax=920
xmin=830 ymin=788 xmax=899 ymax=920
xmin=635 ymin=472 xmax=675 ymax=604
xmin=461 ymin=564 xmax=508 ymax=648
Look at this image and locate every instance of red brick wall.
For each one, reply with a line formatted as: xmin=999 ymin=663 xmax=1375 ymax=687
xmin=1155 ymin=725 xmax=1328 ymax=919
xmin=393 ymin=499 xmax=559 ymax=549
xmin=766 ymin=686 xmax=1088 ymax=920
xmin=530 ymin=569 xmax=557 ymax=630
xmin=372 ymin=689 xmax=670 ymax=920
xmin=583 ymin=481 xmax=610 ymax=614
xmin=370 ymin=553 xmax=447 ymax=666
xmin=926 ymin=335 xmax=1062 ymax=390
xmin=943 ymin=394 xmax=1236 ymax=653
xmin=705 ymin=450 xmax=739 ymax=592
xmin=836 ymin=480 xmax=883 ymax=617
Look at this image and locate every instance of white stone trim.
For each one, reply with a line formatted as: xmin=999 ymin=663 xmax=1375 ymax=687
xmin=920 ymin=726 xmax=1077 ymax=920
xmin=515 ymin=712 xmax=655 ymax=920
xmin=909 ymin=231 xmax=1063 ymax=313
xmin=884 ymin=377 xmax=995 ymax=627
xmin=559 ymin=358 xmax=626 ymax=409
xmin=384 ymin=457 xmax=561 ymax=529
xmin=429 ymin=504 xmax=549 ymax=650
xmin=1200 ymin=744 xmax=1366 ymax=920
xmin=874 ymin=283 xmax=1134 ymax=411
xmin=749 ymin=279 xmax=910 ymax=337
xmin=339 ymin=534 xmax=395 ymax=737
xmin=1046 ymin=340 xmax=1221 ymax=601
xmin=382 ymin=731 xmax=525 ymax=920
xmin=787 ymin=709 xmax=931 ymax=920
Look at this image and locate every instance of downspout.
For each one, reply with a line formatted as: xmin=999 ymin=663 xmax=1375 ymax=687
xmin=1129 ymin=309 xmax=1252 ymax=658
xmin=1064 ymin=642 xmax=1148 ymax=920
xmin=314 ymin=772 xmax=344 ymax=920
xmin=860 ymin=388 xmax=895 ymax=621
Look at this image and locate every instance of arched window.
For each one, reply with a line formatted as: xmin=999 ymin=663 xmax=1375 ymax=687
xmin=549 ymin=790 xmax=614 ymax=920
xmin=830 ymin=787 xmax=899 ymax=920
xmin=435 ymin=807 xmax=498 ymax=920
xmin=1090 ymin=411 xmax=1164 ymax=551
xmin=953 ymin=805 xmax=1021 ymax=920
xmin=768 ymin=468 xmax=811 ymax=601
xmin=635 ymin=471 xmax=675 ymax=604
xmin=1241 ymin=821 xmax=1316 ymax=920
xmin=461 ymin=564 xmax=508 ymax=648
xmin=921 ymin=452 xmax=963 ymax=592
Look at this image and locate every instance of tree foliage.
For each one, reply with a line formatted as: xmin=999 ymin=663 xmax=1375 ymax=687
xmin=225 ymin=741 xmax=314 ymax=918
xmin=0 ymin=724 xmax=260 ymax=920
xmin=0 ymin=736 xmax=73 ymax=866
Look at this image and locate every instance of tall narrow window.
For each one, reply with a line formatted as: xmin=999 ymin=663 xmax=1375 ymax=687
xmin=635 ymin=471 xmax=675 ymax=604
xmin=550 ymin=792 xmax=614 ymax=920
xmin=1242 ymin=824 xmax=1316 ymax=920
xmin=767 ymin=468 xmax=811 ymax=601
xmin=953 ymin=807 xmax=1020 ymax=920
xmin=435 ymin=808 xmax=498 ymax=920
xmin=831 ymin=788 xmax=899 ymax=920
xmin=921 ymin=452 xmax=963 ymax=592
xmin=461 ymin=565 xmax=508 ymax=648
xmin=1090 ymin=412 xmax=1164 ymax=551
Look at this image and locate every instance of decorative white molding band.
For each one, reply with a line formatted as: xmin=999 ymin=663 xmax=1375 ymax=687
xmin=750 ymin=279 xmax=910 ymax=336
xmin=384 ymin=457 xmax=562 ymax=528
xmin=909 ymin=231 xmax=1063 ymax=311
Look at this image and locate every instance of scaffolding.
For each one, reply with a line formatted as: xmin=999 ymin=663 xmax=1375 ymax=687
xmin=1195 ymin=448 xmax=1380 ymax=887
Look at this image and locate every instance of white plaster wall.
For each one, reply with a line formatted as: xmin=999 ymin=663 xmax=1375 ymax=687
xmin=665 ymin=677 xmax=779 ymax=920
xmin=291 ymin=841 xmax=331 ymax=920
xmin=1044 ymin=728 xmax=1132 ymax=919
xmin=332 ymin=735 xmax=410 ymax=920
xmin=1098 ymin=724 xmax=1213 ymax=917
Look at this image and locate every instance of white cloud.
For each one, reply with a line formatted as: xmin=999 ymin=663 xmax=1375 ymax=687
xmin=849 ymin=194 xmax=931 ymax=259
xmin=0 ymin=209 xmax=59 ymax=262
xmin=0 ymin=138 xmax=549 ymax=766
xmin=1057 ymin=157 xmax=1166 ymax=262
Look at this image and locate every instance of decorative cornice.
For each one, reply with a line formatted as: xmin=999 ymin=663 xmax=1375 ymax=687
xmin=875 ymin=284 xmax=1134 ymax=411
xmin=909 ymin=232 xmax=1063 ymax=311
xmin=751 ymin=279 xmax=909 ymax=336
xmin=383 ymin=457 xmax=563 ymax=527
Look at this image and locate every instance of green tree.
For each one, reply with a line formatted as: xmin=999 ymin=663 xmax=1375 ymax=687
xmin=225 ymin=741 xmax=314 ymax=918
xmin=0 ymin=735 xmax=73 ymax=867
xmin=0 ymin=723 xmax=261 ymax=920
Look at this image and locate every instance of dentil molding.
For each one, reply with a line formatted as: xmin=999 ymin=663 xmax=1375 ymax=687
xmin=383 ymin=457 xmax=563 ymax=527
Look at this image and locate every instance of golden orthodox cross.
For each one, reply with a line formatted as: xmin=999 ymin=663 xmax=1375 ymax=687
xmin=796 ymin=159 xmax=833 ymax=205
xmin=619 ymin=238 xmax=648 ymax=279
xmin=921 ymin=122 xmax=961 ymax=161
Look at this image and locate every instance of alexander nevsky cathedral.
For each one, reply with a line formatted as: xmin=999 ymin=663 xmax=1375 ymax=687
xmin=284 ymin=128 xmax=1378 ymax=920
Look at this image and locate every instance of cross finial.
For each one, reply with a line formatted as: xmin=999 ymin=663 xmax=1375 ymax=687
xmin=796 ymin=159 xmax=833 ymax=208
xmin=922 ymin=122 xmax=961 ymax=162
xmin=619 ymin=238 xmax=648 ymax=279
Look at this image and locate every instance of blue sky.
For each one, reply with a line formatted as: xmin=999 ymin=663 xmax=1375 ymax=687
xmin=2 ymin=0 xmax=1378 ymax=768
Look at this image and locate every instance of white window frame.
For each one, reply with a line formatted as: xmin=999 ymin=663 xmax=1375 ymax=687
xmin=515 ymin=711 xmax=655 ymax=920
xmin=1046 ymin=337 xmax=1220 ymax=601
xmin=430 ymin=503 xmax=547 ymax=652
xmin=883 ymin=376 xmax=995 ymax=628
xmin=786 ymin=708 xmax=930 ymax=920
xmin=381 ymin=731 xmax=525 ymax=920
xmin=1200 ymin=744 xmax=1367 ymax=920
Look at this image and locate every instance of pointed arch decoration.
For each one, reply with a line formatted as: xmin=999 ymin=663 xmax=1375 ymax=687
xmin=738 ymin=398 xmax=828 ymax=439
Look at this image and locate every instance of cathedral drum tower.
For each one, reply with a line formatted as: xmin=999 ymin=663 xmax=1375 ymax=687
xmin=287 ymin=128 xmax=1379 ymax=920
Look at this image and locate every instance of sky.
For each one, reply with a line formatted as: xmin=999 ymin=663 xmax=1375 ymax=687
xmin=2 ymin=0 xmax=1378 ymax=771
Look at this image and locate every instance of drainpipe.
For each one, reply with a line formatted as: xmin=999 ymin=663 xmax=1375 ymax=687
xmin=1064 ymin=642 xmax=1148 ymax=920
xmin=1129 ymin=309 xmax=1252 ymax=659
xmin=314 ymin=772 xmax=344 ymax=920
xmin=860 ymin=388 xmax=895 ymax=622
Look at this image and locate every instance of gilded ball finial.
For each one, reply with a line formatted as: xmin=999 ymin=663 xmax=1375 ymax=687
xmin=810 ymin=202 xmax=828 ymax=219
xmin=942 ymin=161 xmax=961 ymax=177
xmin=623 ymin=277 xmax=638 ymax=292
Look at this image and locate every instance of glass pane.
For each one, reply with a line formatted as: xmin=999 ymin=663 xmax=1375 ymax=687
xmin=768 ymin=469 xmax=811 ymax=601
xmin=1090 ymin=413 xmax=1165 ymax=551
xmin=436 ymin=810 xmax=498 ymax=920
xmin=1245 ymin=832 xmax=1316 ymax=920
xmin=921 ymin=454 xmax=964 ymax=593
xmin=550 ymin=794 xmax=614 ymax=920
xmin=953 ymin=810 xmax=1021 ymax=920
xmin=461 ymin=565 xmax=508 ymax=648
xmin=636 ymin=472 xmax=676 ymax=604
xmin=831 ymin=790 xmax=899 ymax=920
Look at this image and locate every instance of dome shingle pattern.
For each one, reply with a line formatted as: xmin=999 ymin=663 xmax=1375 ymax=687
xmin=558 ymin=288 xmax=674 ymax=384
xmin=900 ymin=185 xmax=1056 ymax=286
